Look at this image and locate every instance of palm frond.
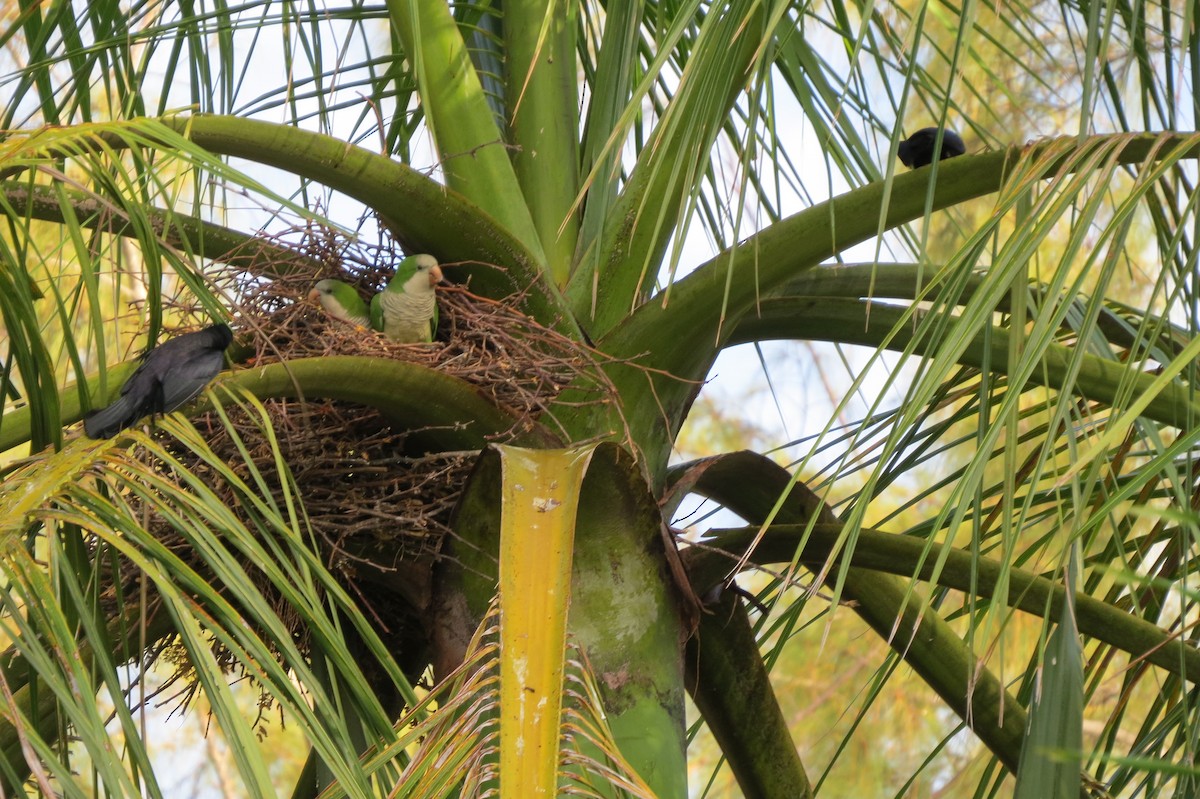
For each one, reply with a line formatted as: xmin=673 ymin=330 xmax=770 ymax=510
xmin=0 ymin=396 xmax=414 ymax=796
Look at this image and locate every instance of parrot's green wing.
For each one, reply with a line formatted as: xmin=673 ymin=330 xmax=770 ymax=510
xmin=370 ymin=292 xmax=384 ymax=332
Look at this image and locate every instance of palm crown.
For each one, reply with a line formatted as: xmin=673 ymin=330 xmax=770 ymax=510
xmin=0 ymin=1 xmax=1196 ymax=797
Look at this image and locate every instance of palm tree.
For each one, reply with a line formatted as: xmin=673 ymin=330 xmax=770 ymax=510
xmin=0 ymin=0 xmax=1196 ymax=796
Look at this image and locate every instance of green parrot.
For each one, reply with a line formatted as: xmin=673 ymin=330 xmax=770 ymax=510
xmin=309 ymin=279 xmax=371 ymax=328
xmin=370 ymin=254 xmax=443 ymax=343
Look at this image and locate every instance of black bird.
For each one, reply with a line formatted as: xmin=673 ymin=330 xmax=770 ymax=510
xmin=84 ymin=323 xmax=233 ymax=439
xmin=897 ymin=127 xmax=966 ymax=169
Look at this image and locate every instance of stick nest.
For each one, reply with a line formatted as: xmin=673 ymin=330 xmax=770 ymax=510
xmin=112 ymin=227 xmax=620 ymax=687
xmin=210 ymin=227 xmax=615 ymax=557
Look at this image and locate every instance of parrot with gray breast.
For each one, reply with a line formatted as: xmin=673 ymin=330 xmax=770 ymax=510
xmin=309 ymin=279 xmax=371 ymax=328
xmin=370 ymin=254 xmax=443 ymax=343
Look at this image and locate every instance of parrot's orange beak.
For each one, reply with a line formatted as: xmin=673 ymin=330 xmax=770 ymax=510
xmin=307 ymin=288 xmax=321 ymax=302
xmin=428 ymin=265 xmax=444 ymax=286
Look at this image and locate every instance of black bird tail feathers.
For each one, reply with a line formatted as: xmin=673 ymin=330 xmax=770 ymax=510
xmin=83 ymin=395 xmax=139 ymax=439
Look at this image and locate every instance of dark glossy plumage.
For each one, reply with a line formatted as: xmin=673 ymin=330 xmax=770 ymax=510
xmin=897 ymin=127 xmax=966 ymax=169
xmin=84 ymin=324 xmax=233 ymax=439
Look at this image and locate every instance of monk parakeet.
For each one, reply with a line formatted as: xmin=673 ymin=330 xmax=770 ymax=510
xmin=898 ymin=127 xmax=965 ymax=169
xmin=84 ymin=324 xmax=233 ymax=439
xmin=310 ymin=279 xmax=371 ymax=328
xmin=370 ymin=254 xmax=443 ymax=343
